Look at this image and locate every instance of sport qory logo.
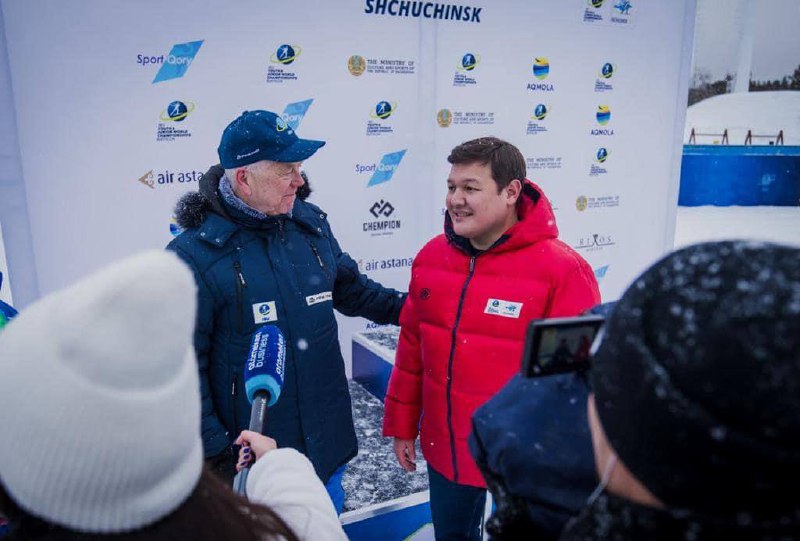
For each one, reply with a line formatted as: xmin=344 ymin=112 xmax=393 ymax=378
xmin=281 ymin=99 xmax=313 ymax=130
xmin=356 ymin=149 xmax=408 ymax=187
xmin=271 ymin=44 xmax=301 ymax=65
xmin=140 ymin=40 xmax=204 ymax=84
xmin=160 ymin=100 xmax=195 ymax=122
xmin=614 ymin=0 xmax=632 ymax=15
xmin=458 ymin=53 xmax=479 ymax=71
xmin=533 ymin=57 xmax=550 ymax=80
xmin=371 ymin=101 xmax=397 ymax=120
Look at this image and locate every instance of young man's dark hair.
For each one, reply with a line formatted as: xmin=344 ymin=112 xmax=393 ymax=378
xmin=447 ymin=137 xmax=528 ymax=193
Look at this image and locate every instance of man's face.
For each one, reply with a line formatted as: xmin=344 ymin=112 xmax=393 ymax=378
xmin=241 ymin=161 xmax=304 ymax=216
xmin=446 ymin=161 xmax=519 ymax=250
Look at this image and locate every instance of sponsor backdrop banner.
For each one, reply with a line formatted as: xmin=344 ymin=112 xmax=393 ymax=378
xmin=2 ymin=0 xmax=694 ymax=372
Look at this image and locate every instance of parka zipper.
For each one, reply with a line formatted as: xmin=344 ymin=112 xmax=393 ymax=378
xmin=233 ymin=261 xmax=247 ymax=334
xmin=445 ymin=255 xmax=477 ymax=483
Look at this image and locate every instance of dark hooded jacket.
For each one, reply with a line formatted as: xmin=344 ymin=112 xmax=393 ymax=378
xmin=559 ymin=491 xmax=800 ymax=541
xmin=167 ymin=165 xmax=405 ymax=483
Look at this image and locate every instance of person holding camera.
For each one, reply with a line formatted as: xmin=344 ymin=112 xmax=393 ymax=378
xmin=383 ymin=137 xmax=600 ymax=541
xmin=558 ymin=241 xmax=800 ymax=540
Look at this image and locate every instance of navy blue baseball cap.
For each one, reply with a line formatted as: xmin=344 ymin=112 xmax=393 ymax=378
xmin=217 ymin=110 xmax=325 ymax=168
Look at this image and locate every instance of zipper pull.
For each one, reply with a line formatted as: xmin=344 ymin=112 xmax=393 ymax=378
xmin=231 ymin=378 xmax=236 ymax=396
xmin=233 ymin=262 xmax=247 ymax=287
xmin=469 ymin=256 xmax=476 ymax=273
xmin=311 ymin=244 xmax=325 ymax=269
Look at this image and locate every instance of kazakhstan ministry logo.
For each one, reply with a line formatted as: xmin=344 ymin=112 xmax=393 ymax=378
xmin=596 ymin=105 xmax=611 ymax=125
xmin=533 ymin=57 xmax=550 ymax=80
xmin=596 ymin=147 xmax=609 ymax=163
xmin=160 ymin=100 xmax=195 ymax=122
xmin=458 ymin=53 xmax=480 ymax=71
xmin=271 ymin=44 xmax=302 ymax=65
xmin=600 ymin=63 xmax=615 ymax=79
xmin=371 ymin=101 xmax=397 ymax=120
xmin=348 ymin=55 xmax=366 ymax=76
xmin=576 ymin=196 xmax=588 ymax=212
xmin=533 ymin=103 xmax=549 ymax=121
xmin=437 ymin=109 xmax=453 ymax=128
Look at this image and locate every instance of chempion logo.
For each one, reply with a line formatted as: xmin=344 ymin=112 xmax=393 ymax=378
xmin=371 ymin=101 xmax=397 ymax=120
xmin=348 ymin=55 xmax=367 ymax=76
xmin=364 ymin=200 xmax=400 ymax=236
xmin=596 ymin=105 xmax=611 ymax=125
xmin=281 ymin=99 xmax=313 ymax=130
xmin=437 ymin=109 xmax=453 ymax=127
xmin=458 ymin=53 xmax=480 ymax=71
xmin=369 ymin=199 xmax=395 ymax=218
xmin=356 ymin=150 xmax=408 ymax=187
xmin=533 ymin=103 xmax=549 ymax=121
xmin=533 ymin=57 xmax=550 ymax=80
xmin=143 ymin=40 xmax=204 ymax=84
xmin=271 ymin=44 xmax=302 ymax=65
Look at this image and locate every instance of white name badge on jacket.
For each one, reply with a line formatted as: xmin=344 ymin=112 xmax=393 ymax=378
xmin=252 ymin=301 xmax=278 ymax=323
xmin=484 ymin=298 xmax=523 ymax=318
xmin=306 ymin=291 xmax=333 ymax=306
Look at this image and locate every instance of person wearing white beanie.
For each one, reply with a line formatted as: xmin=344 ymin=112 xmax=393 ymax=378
xmin=0 ymin=251 xmax=347 ymax=541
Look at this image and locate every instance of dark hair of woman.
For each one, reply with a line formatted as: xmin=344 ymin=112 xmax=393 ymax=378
xmin=0 ymin=466 xmax=301 ymax=541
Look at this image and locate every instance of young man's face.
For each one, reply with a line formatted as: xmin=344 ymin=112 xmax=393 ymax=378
xmin=446 ymin=161 xmax=520 ymax=250
xmin=239 ymin=160 xmax=304 ymax=216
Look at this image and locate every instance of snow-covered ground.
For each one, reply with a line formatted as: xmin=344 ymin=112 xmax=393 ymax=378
xmin=684 ymin=91 xmax=800 ymax=145
xmin=674 ymin=206 xmax=800 ymax=248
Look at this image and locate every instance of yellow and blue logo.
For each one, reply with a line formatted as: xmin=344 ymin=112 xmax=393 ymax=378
xmin=271 ymin=44 xmax=302 ymax=65
xmin=437 ymin=109 xmax=453 ymax=127
xmin=159 ymin=100 xmax=195 ymax=122
xmin=371 ymin=101 xmax=397 ymax=120
xmin=600 ymin=62 xmax=615 ymax=79
xmin=533 ymin=103 xmax=548 ymax=121
xmin=596 ymin=105 xmax=611 ymax=125
xmin=533 ymin=57 xmax=550 ymax=80
xmin=589 ymin=0 xmax=604 ymax=7
xmin=275 ymin=116 xmax=289 ymax=132
xmin=596 ymin=147 xmax=609 ymax=162
xmin=614 ymin=0 xmax=632 ymax=15
xmin=458 ymin=53 xmax=480 ymax=71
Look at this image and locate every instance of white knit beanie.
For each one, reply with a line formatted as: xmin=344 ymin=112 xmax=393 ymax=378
xmin=0 ymin=250 xmax=203 ymax=533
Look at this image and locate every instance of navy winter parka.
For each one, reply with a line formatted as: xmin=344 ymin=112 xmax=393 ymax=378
xmin=168 ymin=165 xmax=405 ymax=483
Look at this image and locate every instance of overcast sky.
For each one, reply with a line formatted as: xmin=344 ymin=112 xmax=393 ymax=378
xmin=693 ymin=0 xmax=800 ymax=82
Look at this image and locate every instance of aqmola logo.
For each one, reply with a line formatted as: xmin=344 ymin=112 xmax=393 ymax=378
xmin=533 ymin=57 xmax=550 ymax=80
xmin=596 ymin=105 xmax=611 ymax=125
xmin=348 ymin=55 xmax=366 ymax=76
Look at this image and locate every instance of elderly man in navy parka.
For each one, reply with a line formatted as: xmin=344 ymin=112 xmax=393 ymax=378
xmin=168 ymin=110 xmax=406 ymax=512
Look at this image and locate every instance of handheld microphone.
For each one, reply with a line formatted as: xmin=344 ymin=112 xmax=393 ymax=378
xmin=232 ymin=325 xmax=286 ymax=495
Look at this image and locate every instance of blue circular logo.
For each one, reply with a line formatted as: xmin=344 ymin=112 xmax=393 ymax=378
xmin=601 ymin=62 xmax=614 ymax=79
xmin=596 ymin=105 xmax=611 ymax=125
xmin=534 ymin=103 xmax=548 ymax=120
xmin=492 ymin=300 xmax=500 ymax=307
xmin=259 ymin=304 xmax=271 ymax=315
xmin=590 ymin=0 xmax=604 ymax=8
xmin=167 ymin=101 xmax=188 ymax=121
xmin=375 ymin=101 xmax=394 ymax=119
xmin=596 ymin=147 xmax=609 ymax=162
xmin=533 ymin=57 xmax=550 ymax=80
xmin=461 ymin=53 xmax=477 ymax=71
xmin=273 ymin=44 xmax=299 ymax=65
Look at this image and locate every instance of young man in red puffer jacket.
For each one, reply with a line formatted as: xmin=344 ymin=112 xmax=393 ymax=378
xmin=383 ymin=137 xmax=600 ymax=541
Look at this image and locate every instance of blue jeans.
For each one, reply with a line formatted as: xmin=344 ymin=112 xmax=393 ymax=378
xmin=325 ymin=464 xmax=347 ymax=515
xmin=428 ymin=464 xmax=487 ymax=541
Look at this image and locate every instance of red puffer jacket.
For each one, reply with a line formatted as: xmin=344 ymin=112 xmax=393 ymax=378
xmin=383 ymin=182 xmax=600 ymax=487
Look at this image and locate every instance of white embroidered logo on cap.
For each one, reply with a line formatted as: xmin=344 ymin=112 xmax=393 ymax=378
xmin=252 ymin=301 xmax=278 ymax=323
xmin=484 ymin=298 xmax=523 ymax=318
xmin=306 ymin=291 xmax=332 ymax=306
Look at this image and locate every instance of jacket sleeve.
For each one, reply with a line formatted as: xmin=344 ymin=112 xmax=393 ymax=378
xmin=382 ymin=286 xmax=423 ymax=439
xmin=325 ymin=222 xmax=407 ymax=325
xmin=546 ymin=258 xmax=601 ymax=318
xmin=247 ymin=448 xmax=348 ymax=541
xmin=167 ymin=244 xmax=231 ymax=457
